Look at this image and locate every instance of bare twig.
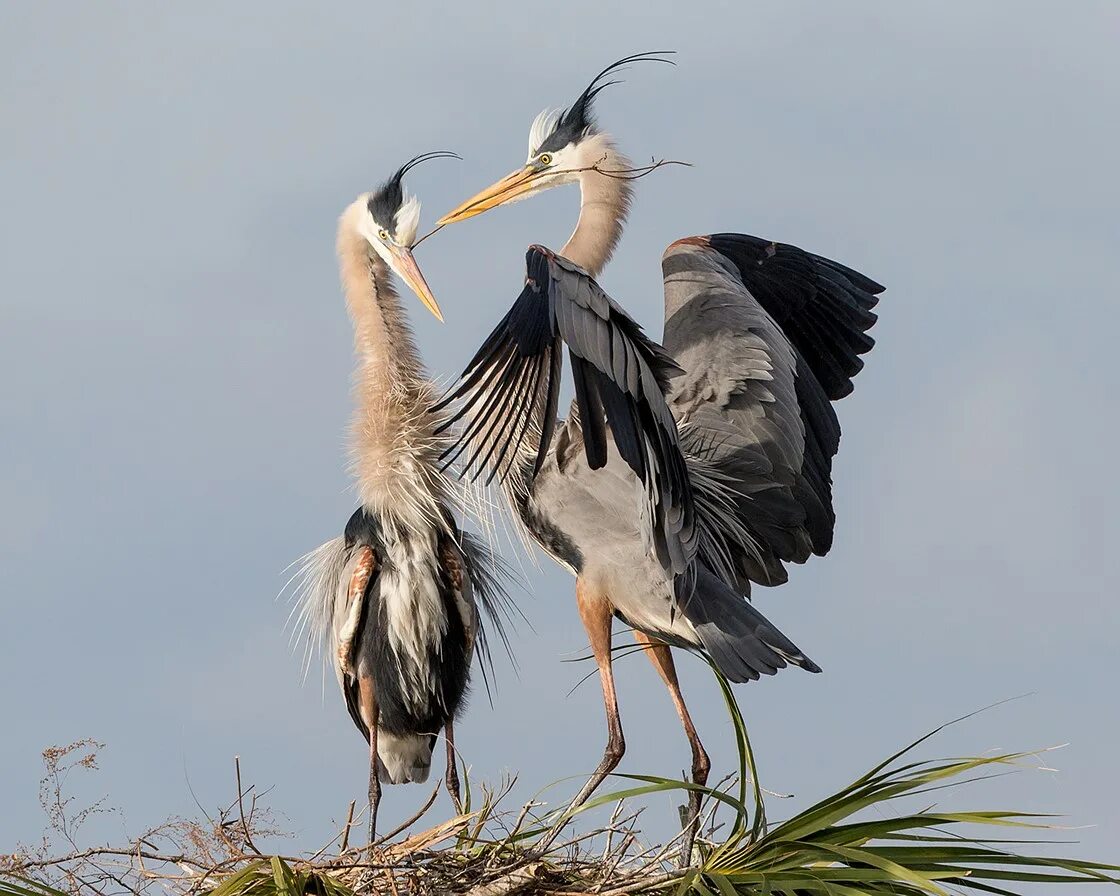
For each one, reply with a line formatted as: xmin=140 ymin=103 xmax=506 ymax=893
xmin=233 ymin=756 xmax=262 ymax=857
xmin=412 ymin=156 xmax=689 ymax=248
xmin=600 ymin=800 xmax=625 ymax=864
xmin=340 ymin=800 xmax=357 ymax=855
xmin=8 ymin=847 xmax=211 ymax=874
xmin=368 ymin=782 xmax=441 ymax=850
xmin=464 ymin=862 xmax=545 ymax=896
xmin=508 ymin=800 xmax=546 ymax=840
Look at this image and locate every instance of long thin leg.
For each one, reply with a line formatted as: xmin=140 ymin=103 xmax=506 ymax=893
xmin=633 ymin=631 xmax=710 ymax=866
xmin=444 ymin=721 xmax=463 ymax=813
xmin=536 ymin=578 xmax=625 ymax=856
xmin=568 ymin=577 xmax=625 ymax=810
xmin=358 ymin=678 xmax=381 ymax=844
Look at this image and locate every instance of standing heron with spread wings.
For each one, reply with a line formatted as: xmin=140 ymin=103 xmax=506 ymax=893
xmin=432 ymin=54 xmax=885 ymax=839
xmin=294 ymin=155 xmax=511 ymax=842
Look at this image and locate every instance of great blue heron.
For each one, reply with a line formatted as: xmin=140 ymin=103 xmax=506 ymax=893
xmin=294 ymin=154 xmax=511 ymax=842
xmin=432 ymin=53 xmax=885 ymax=840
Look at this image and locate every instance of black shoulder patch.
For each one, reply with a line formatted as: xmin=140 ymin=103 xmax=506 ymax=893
xmin=344 ymin=507 xmax=384 ymax=548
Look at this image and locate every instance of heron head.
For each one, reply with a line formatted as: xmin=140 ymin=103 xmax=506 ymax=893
xmin=359 ymin=151 xmax=460 ymax=321
xmin=436 ymin=52 xmax=674 ymax=226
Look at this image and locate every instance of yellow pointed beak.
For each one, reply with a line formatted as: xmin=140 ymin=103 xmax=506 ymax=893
xmin=437 ymin=165 xmax=540 ymax=226
xmin=390 ymin=246 xmax=443 ymax=322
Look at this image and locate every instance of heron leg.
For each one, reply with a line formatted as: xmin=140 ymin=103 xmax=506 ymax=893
xmin=568 ymin=577 xmax=625 ymax=810
xmin=633 ymin=631 xmax=709 ymax=866
xmin=358 ymin=677 xmax=381 ymax=844
xmin=533 ymin=578 xmax=624 ymax=855
xmin=444 ymin=721 xmax=463 ymax=814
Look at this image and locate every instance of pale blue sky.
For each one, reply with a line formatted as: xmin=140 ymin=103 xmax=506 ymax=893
xmin=2 ymin=0 xmax=1118 ymax=876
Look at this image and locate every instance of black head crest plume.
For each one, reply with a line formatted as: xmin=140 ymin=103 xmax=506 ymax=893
xmin=370 ymin=150 xmax=462 ymax=223
xmin=537 ymin=51 xmax=676 ymax=153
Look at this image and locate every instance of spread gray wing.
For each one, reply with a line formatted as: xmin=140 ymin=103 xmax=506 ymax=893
xmin=434 ymin=245 xmax=697 ymax=574
xmin=662 ymin=234 xmax=883 ymax=591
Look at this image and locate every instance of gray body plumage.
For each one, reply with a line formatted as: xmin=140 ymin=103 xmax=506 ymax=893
xmin=520 ymin=439 xmax=817 ymax=682
xmin=442 ymin=241 xmax=851 ymax=681
xmin=442 ymin=225 xmax=887 ymax=682
xmin=503 ymin=240 xmax=850 ymax=680
xmin=518 ymin=235 xmax=879 ymax=677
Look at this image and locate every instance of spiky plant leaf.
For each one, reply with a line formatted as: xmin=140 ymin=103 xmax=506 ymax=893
xmin=552 ymin=663 xmax=1120 ymax=895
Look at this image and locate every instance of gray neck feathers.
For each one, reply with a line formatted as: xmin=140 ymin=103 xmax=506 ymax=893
xmin=560 ymin=136 xmax=632 ymax=279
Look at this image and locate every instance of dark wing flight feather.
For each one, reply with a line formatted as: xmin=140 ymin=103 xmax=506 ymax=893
xmin=434 ymin=245 xmax=697 ymax=574
xmin=706 ymin=234 xmax=883 ymax=400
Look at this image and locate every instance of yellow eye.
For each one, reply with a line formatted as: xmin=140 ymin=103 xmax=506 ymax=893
xmin=538 ymin=152 xmax=553 ymax=166
xmin=377 ymin=228 xmax=390 ymax=241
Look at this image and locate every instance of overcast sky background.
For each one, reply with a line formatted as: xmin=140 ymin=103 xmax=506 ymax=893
xmin=3 ymin=1 xmax=1118 ymax=878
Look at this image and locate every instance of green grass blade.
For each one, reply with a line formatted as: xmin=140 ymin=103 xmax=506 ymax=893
xmin=271 ymin=857 xmax=297 ymax=896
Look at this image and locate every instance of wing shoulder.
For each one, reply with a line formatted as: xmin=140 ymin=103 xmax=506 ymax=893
xmin=435 ymin=245 xmax=697 ymax=573
xmin=337 ymin=539 xmax=380 ymax=741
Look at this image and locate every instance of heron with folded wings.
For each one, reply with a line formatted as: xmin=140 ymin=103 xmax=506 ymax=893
xmin=293 ymin=155 xmax=512 ymax=843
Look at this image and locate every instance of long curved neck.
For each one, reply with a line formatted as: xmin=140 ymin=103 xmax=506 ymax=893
xmin=337 ymin=226 xmax=424 ymax=394
xmin=559 ymin=135 xmax=632 ymax=278
xmin=337 ymin=207 xmax=446 ymax=523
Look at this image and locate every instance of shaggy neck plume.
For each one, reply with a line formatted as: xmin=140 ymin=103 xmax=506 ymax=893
xmin=560 ymin=136 xmax=633 ymax=278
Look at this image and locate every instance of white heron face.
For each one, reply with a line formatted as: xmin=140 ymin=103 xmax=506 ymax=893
xmin=357 ymin=194 xmax=443 ymax=321
xmin=359 ymin=194 xmax=421 ymax=253
xmin=357 ymin=204 xmax=394 ymax=264
xmin=522 ymin=108 xmax=584 ymax=191
xmin=522 ymin=142 xmax=583 ymax=194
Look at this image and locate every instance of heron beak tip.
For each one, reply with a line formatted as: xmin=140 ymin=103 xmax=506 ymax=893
xmin=392 ymin=247 xmax=444 ymax=322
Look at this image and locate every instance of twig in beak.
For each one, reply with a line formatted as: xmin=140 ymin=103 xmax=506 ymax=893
xmin=412 ymin=222 xmax=446 ymax=249
xmin=585 ymin=156 xmax=693 ymax=180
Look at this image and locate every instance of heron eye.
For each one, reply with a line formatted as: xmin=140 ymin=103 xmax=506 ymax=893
xmin=538 ymin=152 xmax=553 ymax=166
xmin=377 ymin=228 xmax=390 ymax=241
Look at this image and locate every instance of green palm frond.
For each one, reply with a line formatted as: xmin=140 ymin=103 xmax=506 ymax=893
xmin=574 ymin=663 xmax=1120 ymax=895
xmin=203 ymin=857 xmax=355 ymax=896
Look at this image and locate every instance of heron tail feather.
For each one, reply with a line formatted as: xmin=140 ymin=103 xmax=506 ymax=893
xmin=377 ymin=732 xmax=435 ymax=784
xmin=677 ymin=565 xmax=821 ymax=683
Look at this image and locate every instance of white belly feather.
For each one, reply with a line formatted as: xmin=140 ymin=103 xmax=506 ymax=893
xmin=360 ymin=524 xmax=448 ymax=712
